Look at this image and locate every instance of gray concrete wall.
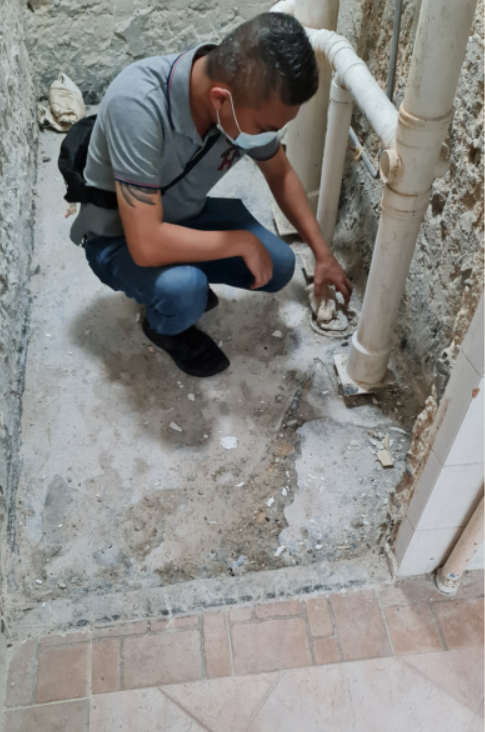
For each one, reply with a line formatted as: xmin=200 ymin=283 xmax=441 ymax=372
xmin=24 ymin=0 xmax=272 ymax=102
xmin=334 ymin=0 xmax=484 ymax=400
xmin=0 ymin=0 xmax=37 ymax=612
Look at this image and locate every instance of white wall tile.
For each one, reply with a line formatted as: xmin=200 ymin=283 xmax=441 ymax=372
xmin=407 ymin=450 xmax=442 ymax=530
xmin=417 ymin=463 xmax=484 ymax=530
xmin=432 ymin=353 xmax=482 ymax=465
xmin=394 ymin=517 xmax=414 ymax=565
xmin=461 ymin=293 xmax=484 ymax=376
xmin=445 ymin=376 xmax=484 ymax=466
xmin=397 ymin=526 xmax=464 ymax=576
xmin=467 ymin=540 xmax=484 ymax=570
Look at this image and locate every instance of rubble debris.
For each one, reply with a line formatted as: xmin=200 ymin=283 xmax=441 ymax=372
xmin=187 ymin=393 xmax=195 ymax=401
xmin=274 ymin=545 xmax=286 ymax=557
xmin=266 ymin=497 xmax=275 ymax=507
xmin=169 ymin=422 xmax=183 ymax=432
xmin=272 ymin=330 xmax=283 ymax=338
xmin=221 ymin=436 xmax=237 ymax=450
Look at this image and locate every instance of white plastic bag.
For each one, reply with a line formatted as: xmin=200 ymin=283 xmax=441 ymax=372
xmin=38 ymin=73 xmax=85 ymax=132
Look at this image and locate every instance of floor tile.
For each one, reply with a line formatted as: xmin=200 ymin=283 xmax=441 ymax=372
xmin=433 ymin=598 xmax=484 ymax=648
xmin=231 ymin=617 xmax=312 ymax=675
xmin=254 ymin=600 xmax=301 ymax=619
xmin=229 ymin=606 xmax=253 ymax=623
xmin=151 ymin=616 xmax=198 ymax=632
xmin=305 ymin=597 xmax=333 ymax=637
xmin=379 ymin=576 xmax=450 ymax=607
xmin=455 ymin=571 xmax=484 ymax=601
xmin=92 ymin=638 xmax=120 ymax=694
xmin=384 ymin=602 xmax=443 ymax=654
xmin=93 ymin=622 xmax=147 ymax=639
xmin=313 ymin=638 xmax=340 ymax=665
xmin=202 ymin=611 xmax=232 ymax=679
xmin=91 ymin=687 xmax=205 ymax=731
xmin=402 ymin=647 xmax=485 ymax=712
xmin=330 ymin=589 xmax=392 ymax=660
xmin=6 ymin=639 xmax=36 ymax=707
xmin=4 ymin=699 xmax=89 ymax=732
xmin=36 ymin=643 xmax=89 ymax=703
xmin=123 ymin=629 xmax=202 ymax=689
xmin=163 ymin=673 xmax=278 ymax=732
xmin=246 ymin=657 xmax=475 ymax=732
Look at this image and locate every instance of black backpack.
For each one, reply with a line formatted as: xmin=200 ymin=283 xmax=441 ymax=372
xmin=58 ymin=115 xmax=220 ymax=209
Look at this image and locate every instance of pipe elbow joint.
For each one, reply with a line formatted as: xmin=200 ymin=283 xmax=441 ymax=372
xmin=379 ymin=148 xmax=403 ymax=185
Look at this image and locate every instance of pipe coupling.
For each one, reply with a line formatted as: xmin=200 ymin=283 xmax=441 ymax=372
xmin=397 ymin=104 xmax=453 ymax=149
xmin=381 ymin=186 xmax=431 ymax=220
xmin=379 ymin=148 xmax=403 ymax=184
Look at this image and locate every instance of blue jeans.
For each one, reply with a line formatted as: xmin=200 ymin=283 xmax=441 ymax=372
xmin=83 ymin=197 xmax=295 ymax=335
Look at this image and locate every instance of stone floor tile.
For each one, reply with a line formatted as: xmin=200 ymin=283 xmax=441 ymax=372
xmin=383 ymin=602 xmax=443 ymax=654
xmin=305 ymin=597 xmax=333 ymax=637
xmin=36 ymin=644 xmax=89 ymax=704
xmin=402 ymin=647 xmax=485 ymax=712
xmin=91 ymin=687 xmax=205 ymax=731
xmin=92 ymin=638 xmax=120 ymax=695
xmin=231 ymin=617 xmax=312 ymax=675
xmin=164 ymin=673 xmax=278 ymax=732
xmin=456 ymin=571 xmax=484 ymax=602
xmin=202 ymin=611 xmax=232 ymax=679
xmin=229 ymin=606 xmax=253 ymax=623
xmin=92 ymin=622 xmax=147 ymax=639
xmin=4 ymin=699 xmax=89 ymax=732
xmin=378 ymin=576 xmax=446 ymax=607
xmin=40 ymin=632 xmax=91 ymax=647
xmin=123 ymin=629 xmax=202 ymax=689
xmin=313 ymin=638 xmax=340 ymax=665
xmin=6 ymin=639 xmax=36 ymax=708
xmin=433 ymin=598 xmax=484 ymax=648
xmin=254 ymin=600 xmax=301 ymax=619
xmin=151 ymin=615 xmax=199 ymax=633
xmin=330 ymin=589 xmax=391 ymax=661
xmin=246 ymin=657 xmax=475 ymax=732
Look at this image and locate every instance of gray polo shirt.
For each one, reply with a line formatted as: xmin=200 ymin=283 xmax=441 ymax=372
xmin=70 ymin=44 xmax=280 ymax=245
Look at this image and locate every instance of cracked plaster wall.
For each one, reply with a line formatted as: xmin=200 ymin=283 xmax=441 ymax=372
xmin=24 ymin=0 xmax=273 ymax=102
xmin=0 ymin=0 xmax=37 ymax=638
xmin=335 ymin=0 xmax=484 ymax=401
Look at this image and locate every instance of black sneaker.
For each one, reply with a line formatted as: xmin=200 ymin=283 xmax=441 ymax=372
xmin=142 ymin=318 xmax=229 ymax=377
xmin=205 ymin=287 xmax=219 ymax=313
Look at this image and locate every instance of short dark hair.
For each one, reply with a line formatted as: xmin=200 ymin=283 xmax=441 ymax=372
xmin=205 ymin=12 xmax=319 ymax=108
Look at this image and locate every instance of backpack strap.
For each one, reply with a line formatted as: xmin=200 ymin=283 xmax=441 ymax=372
xmin=159 ymin=132 xmax=220 ymax=195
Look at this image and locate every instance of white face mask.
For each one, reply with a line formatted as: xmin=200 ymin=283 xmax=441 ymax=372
xmin=216 ymin=91 xmax=280 ymax=150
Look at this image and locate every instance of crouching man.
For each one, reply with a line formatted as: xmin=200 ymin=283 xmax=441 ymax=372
xmin=71 ymin=12 xmax=352 ymax=377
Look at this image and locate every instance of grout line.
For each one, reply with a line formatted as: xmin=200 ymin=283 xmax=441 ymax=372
xmin=119 ymin=637 xmax=125 ymax=691
xmin=199 ymin=613 xmax=207 ymax=681
xmin=376 ymin=588 xmax=395 ymax=656
xmin=429 ymin=601 xmax=448 ymax=651
xmin=326 ymin=596 xmax=344 ymax=662
xmin=158 ymin=687 xmax=213 ymax=732
xmin=224 ymin=611 xmax=235 ymax=676
xmin=242 ymin=671 xmax=283 ymax=732
xmin=300 ymin=599 xmax=316 ymax=666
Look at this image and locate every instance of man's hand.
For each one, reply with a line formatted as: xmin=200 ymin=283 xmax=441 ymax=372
xmin=241 ymin=236 xmax=274 ymax=289
xmin=314 ymin=254 xmax=353 ymax=305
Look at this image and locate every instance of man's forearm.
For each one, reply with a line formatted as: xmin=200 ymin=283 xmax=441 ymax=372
xmin=267 ymin=160 xmax=332 ymax=263
xmin=129 ymin=222 xmax=252 ymax=268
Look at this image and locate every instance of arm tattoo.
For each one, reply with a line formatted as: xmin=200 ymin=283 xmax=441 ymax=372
xmin=119 ymin=182 xmax=158 ymax=207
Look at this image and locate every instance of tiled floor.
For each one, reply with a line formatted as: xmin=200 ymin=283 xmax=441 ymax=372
xmin=3 ymin=573 xmax=483 ymax=731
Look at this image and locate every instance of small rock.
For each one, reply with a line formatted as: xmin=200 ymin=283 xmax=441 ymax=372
xmin=187 ymin=393 xmax=195 ymax=401
xmin=272 ymin=330 xmax=283 ymax=338
xmin=287 ymin=419 xmax=297 ymax=427
xmin=170 ymin=422 xmax=183 ymax=432
xmin=221 ymin=436 xmax=237 ymax=450
xmin=147 ymin=346 xmax=155 ymax=353
xmin=274 ymin=545 xmax=286 ymax=557
xmin=35 ymin=579 xmax=43 ymax=585
xmin=42 ymin=155 xmax=51 ymax=162
xmin=235 ymin=482 xmax=245 ymax=487
xmin=58 ymin=581 xmax=67 ymax=589
xmin=281 ymin=487 xmax=288 ymax=496
xmin=315 ymin=544 xmax=323 ymax=550
xmin=266 ymin=497 xmax=275 ymax=507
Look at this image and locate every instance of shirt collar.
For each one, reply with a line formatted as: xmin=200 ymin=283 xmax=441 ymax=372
xmin=168 ymin=43 xmax=217 ymax=144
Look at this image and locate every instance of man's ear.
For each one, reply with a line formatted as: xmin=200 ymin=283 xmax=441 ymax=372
xmin=209 ymin=86 xmax=231 ymax=112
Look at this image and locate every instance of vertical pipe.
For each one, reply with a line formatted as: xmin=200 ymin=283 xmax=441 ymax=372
xmin=347 ymin=0 xmax=478 ymax=386
xmin=316 ymin=80 xmax=353 ymax=248
xmin=386 ymin=0 xmax=403 ymax=101
xmin=436 ymin=494 xmax=484 ymax=594
xmin=285 ymin=0 xmax=340 ymax=214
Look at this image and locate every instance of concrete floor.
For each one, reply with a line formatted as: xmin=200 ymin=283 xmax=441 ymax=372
xmin=5 ymin=122 xmax=419 ymax=637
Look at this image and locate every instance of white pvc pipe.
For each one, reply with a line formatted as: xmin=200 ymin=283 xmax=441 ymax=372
xmin=316 ymin=80 xmax=353 ymax=248
xmin=347 ymin=0 xmax=478 ymax=386
xmin=272 ymin=0 xmax=340 ymax=213
xmin=436 ymin=494 xmax=484 ymax=594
